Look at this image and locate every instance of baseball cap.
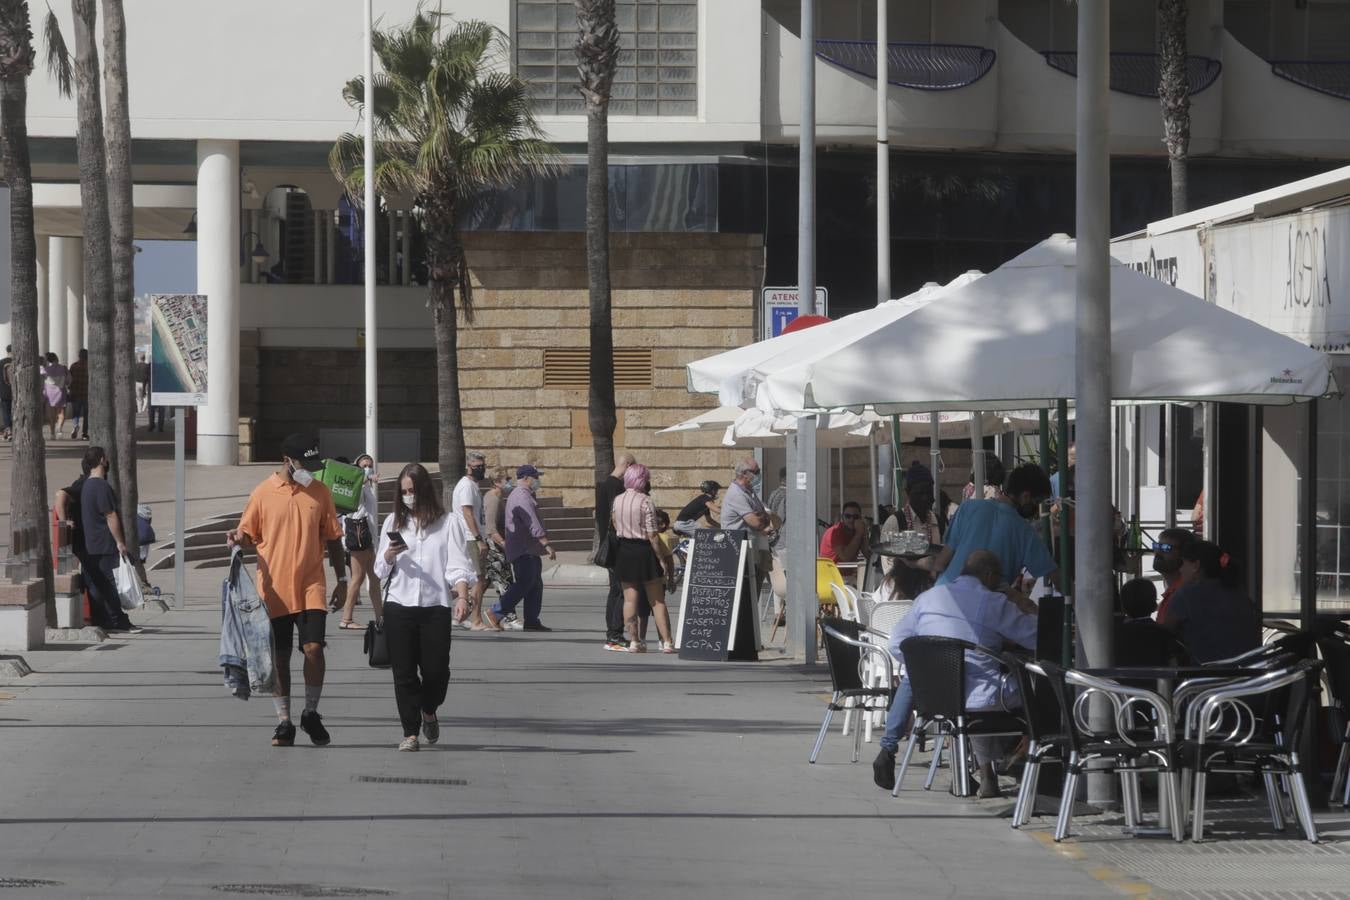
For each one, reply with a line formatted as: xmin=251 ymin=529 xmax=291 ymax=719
xmin=516 ymin=464 xmax=541 ymax=479
xmin=281 ymin=433 xmax=324 ymax=472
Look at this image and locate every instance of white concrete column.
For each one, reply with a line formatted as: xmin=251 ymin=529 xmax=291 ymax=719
xmin=196 ymin=139 xmax=240 ymax=466
xmin=62 ymin=238 xmax=84 ymax=362
xmin=35 ymin=236 xmax=48 ymax=355
xmin=48 ymin=237 xmax=84 ymax=364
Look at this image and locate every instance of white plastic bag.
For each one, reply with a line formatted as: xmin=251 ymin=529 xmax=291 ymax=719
xmin=114 ymin=556 xmax=144 ymax=610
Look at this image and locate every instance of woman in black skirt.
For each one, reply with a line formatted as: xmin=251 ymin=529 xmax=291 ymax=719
xmin=611 ymin=463 xmax=675 ymax=653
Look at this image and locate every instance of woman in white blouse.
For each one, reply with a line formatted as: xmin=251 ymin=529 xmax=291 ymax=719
xmin=336 ymin=453 xmax=381 ymax=630
xmin=374 ymin=463 xmax=471 ymax=752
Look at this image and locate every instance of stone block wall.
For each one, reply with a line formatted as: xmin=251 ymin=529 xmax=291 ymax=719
xmin=459 ymin=231 xmax=763 ymax=514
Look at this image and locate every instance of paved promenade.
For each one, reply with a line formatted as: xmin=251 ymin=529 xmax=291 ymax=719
xmin=0 ymin=568 xmax=1117 ymax=900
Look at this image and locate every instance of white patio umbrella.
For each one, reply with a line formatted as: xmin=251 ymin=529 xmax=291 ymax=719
xmin=721 ymin=407 xmax=1031 ymax=448
xmin=655 ymin=405 xmax=745 ymax=435
xmin=685 ymin=279 xmax=957 ymax=407
xmin=799 ymin=235 xmax=1338 ymax=412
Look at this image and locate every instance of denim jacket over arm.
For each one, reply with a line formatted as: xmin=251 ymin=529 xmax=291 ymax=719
xmin=220 ymin=548 xmax=276 ymax=699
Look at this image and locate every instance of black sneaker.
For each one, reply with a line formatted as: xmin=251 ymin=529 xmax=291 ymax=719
xmin=421 ymin=715 xmax=440 ymax=745
xmin=108 ymin=622 xmax=143 ymax=634
xmin=872 ymin=747 xmax=897 ymax=791
xmin=522 ymin=622 xmax=552 ymax=632
xmin=300 ymin=709 xmax=331 ymax=746
xmin=271 ymin=721 xmax=296 ymax=747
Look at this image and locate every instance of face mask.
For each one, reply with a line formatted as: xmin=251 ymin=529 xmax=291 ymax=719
xmin=291 ymin=466 xmax=315 ymax=488
xmin=402 ymin=493 xmax=416 ymax=509
xmin=750 ymin=475 xmax=762 ymax=493
xmin=363 ymin=466 xmax=374 ymax=478
xmin=470 ymin=465 xmax=485 ymax=479
xmin=529 ymin=477 xmax=540 ymax=492
xmin=1153 ymin=554 xmax=1181 ymax=575
xmin=505 ymin=479 xmax=515 ymax=490
xmin=1017 ymin=500 xmax=1040 ymax=520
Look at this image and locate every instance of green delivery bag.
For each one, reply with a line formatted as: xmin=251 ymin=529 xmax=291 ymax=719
xmin=318 ymin=459 xmax=364 ymax=513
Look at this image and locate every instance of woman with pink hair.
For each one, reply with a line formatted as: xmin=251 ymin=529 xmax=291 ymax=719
xmin=611 ymin=463 xmax=675 ymax=653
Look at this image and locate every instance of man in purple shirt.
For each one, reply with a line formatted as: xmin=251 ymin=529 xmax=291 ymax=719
xmin=487 ymin=465 xmax=556 ymax=632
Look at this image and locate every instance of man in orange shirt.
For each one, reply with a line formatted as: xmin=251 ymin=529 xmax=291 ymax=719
xmin=227 ymin=434 xmax=346 ymax=747
xmin=819 ymin=501 xmax=867 ymax=564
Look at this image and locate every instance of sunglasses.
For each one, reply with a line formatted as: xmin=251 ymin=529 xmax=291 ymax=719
xmin=1152 ymin=542 xmax=1175 ymax=553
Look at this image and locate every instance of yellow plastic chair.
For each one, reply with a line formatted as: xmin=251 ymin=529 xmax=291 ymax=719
xmin=769 ymin=558 xmax=847 ymax=644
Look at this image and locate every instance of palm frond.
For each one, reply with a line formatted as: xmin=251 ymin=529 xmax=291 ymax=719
xmin=42 ymin=3 xmax=71 ymax=98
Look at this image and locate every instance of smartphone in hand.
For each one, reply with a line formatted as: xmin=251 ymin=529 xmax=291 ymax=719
xmin=387 ymin=531 xmax=407 ymax=547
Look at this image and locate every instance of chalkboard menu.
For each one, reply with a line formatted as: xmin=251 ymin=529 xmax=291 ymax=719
xmin=675 ymin=529 xmax=759 ymax=662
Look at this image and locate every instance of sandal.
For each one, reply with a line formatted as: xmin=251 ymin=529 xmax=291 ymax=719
xmin=338 ymin=620 xmax=364 ymax=630
xmin=660 ymin=641 xmax=676 ymax=654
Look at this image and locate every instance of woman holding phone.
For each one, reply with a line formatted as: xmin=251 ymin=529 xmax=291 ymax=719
xmin=373 ymin=463 xmax=472 ymax=751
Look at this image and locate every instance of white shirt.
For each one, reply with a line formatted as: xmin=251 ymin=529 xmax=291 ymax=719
xmin=345 ymin=482 xmax=379 ymax=534
xmin=373 ymin=512 xmax=477 ymax=608
xmin=452 ymin=475 xmax=484 ymax=536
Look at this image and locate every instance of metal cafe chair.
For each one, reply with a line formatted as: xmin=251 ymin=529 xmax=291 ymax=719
xmin=894 ymin=636 xmax=1027 ymax=798
xmin=809 ymin=618 xmax=894 ymax=765
xmin=1180 ymin=660 xmax=1324 ymax=843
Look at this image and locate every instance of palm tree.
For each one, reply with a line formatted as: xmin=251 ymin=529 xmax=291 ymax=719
xmin=45 ymin=1 xmax=114 ymax=458
xmin=575 ymin=0 xmax=618 ymax=484
xmin=0 ymin=0 xmax=56 ymax=623
xmin=102 ymin=0 xmax=139 ymax=562
xmin=330 ymin=12 xmax=560 ymax=498
xmin=1158 ymin=0 xmax=1189 ymax=215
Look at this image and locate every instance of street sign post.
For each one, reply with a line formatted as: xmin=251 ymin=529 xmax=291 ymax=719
xmin=762 ymin=287 xmax=828 ymax=341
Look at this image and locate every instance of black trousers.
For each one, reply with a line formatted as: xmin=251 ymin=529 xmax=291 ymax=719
xmin=384 ymin=603 xmax=452 ymax=738
xmin=605 ymin=567 xmax=624 ymax=642
xmin=83 ymin=552 xmax=130 ymax=630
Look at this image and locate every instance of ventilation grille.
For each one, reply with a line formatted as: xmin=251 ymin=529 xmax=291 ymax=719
xmin=543 ymin=349 xmax=653 ymax=389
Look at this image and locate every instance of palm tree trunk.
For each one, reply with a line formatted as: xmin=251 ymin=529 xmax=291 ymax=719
xmin=102 ymin=0 xmax=137 ymax=561
xmin=584 ymin=102 xmax=616 ymax=484
xmin=70 ymin=0 xmax=114 ymax=459
xmin=425 ymin=203 xmax=467 ymax=510
xmin=1158 ymin=0 xmax=1190 ymax=215
xmin=0 ymin=52 xmax=57 ymax=625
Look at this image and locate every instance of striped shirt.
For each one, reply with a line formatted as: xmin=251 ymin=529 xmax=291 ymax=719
xmin=612 ymin=489 xmax=658 ymax=540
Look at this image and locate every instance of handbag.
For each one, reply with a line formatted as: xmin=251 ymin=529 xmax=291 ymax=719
xmin=364 ymin=579 xmax=393 ymax=668
xmin=593 ymin=529 xmax=620 ymax=569
xmin=344 ymin=515 xmax=373 ymax=553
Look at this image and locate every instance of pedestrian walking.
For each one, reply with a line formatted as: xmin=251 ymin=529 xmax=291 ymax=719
xmin=478 ymin=467 xmax=514 ymax=623
xmin=374 ymin=463 xmax=471 ymax=752
xmin=335 ymin=453 xmax=381 ymax=631
xmin=452 ymin=451 xmax=489 ymax=628
xmin=486 ymin=464 xmax=555 ymax=632
xmin=40 ymin=352 xmax=69 ymax=439
xmin=226 ymin=433 xmax=346 ymax=748
xmin=596 ymin=453 xmax=634 ymax=650
xmin=612 ymin=464 xmax=676 ymax=653
xmin=1 ymin=345 xmax=13 ymax=441
xmin=134 ymin=353 xmax=150 ymax=414
xmin=148 ymin=404 xmax=167 ymax=433
xmin=77 ymin=446 xmax=139 ymax=632
xmin=68 ymin=349 xmax=89 ymax=441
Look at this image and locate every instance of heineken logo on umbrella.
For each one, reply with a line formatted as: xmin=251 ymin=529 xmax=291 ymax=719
xmin=1270 ymin=369 xmax=1303 ymax=385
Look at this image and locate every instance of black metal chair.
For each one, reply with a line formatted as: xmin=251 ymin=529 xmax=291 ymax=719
xmin=1318 ymin=632 xmax=1350 ymax=807
xmin=1009 ymin=660 xmax=1072 ymax=828
xmin=1180 ymin=659 xmax=1324 ymax=843
xmin=809 ymin=617 xmax=894 ymax=764
xmin=1028 ymin=661 xmax=1186 ymax=842
xmin=895 ymin=635 xmax=1026 ymax=797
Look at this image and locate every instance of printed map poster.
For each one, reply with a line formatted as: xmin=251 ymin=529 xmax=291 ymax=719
xmin=150 ymin=294 xmax=208 ymax=406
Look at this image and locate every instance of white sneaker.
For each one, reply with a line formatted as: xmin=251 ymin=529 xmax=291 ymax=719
xmin=502 ymin=614 xmax=523 ymax=631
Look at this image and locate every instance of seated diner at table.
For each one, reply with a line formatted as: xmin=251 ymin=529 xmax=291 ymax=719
xmin=1114 ymin=577 xmax=1185 ymax=667
xmin=819 ymin=500 xmax=867 ymax=566
xmin=1159 ymin=540 xmax=1259 ymax=664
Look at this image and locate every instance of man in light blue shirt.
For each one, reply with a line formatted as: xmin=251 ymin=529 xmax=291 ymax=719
xmin=873 ymin=550 xmax=1039 ymax=798
xmin=932 ymin=463 xmax=1057 ymax=590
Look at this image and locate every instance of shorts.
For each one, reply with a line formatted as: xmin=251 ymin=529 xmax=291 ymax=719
xmin=271 ymin=609 xmax=327 ymax=656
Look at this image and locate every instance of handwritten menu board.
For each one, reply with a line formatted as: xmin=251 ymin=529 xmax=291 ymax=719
xmin=675 ymin=529 xmax=758 ymax=662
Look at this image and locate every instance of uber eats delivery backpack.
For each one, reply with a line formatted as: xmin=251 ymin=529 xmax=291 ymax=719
xmin=318 ymin=459 xmax=364 ymax=513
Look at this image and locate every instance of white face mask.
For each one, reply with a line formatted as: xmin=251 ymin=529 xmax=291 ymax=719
xmin=291 ymin=467 xmax=315 ymax=488
xmin=363 ymin=466 xmax=375 ymax=478
xmin=401 ymin=493 xmax=416 ymax=509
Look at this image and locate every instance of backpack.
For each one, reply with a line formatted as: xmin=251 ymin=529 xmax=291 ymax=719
xmin=317 ymin=459 xmax=364 ymax=513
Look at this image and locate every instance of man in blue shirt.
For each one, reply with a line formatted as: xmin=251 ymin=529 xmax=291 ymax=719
xmin=933 ymin=463 xmax=1057 ymax=590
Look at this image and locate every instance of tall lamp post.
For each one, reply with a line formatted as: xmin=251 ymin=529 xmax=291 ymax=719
xmin=363 ymin=0 xmax=379 ymax=461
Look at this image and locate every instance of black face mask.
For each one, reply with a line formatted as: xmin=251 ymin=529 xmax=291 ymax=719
xmin=1153 ymin=554 xmax=1182 ymax=575
xmin=469 ymin=465 xmax=485 ymax=479
xmin=1017 ymin=498 xmax=1041 ymax=520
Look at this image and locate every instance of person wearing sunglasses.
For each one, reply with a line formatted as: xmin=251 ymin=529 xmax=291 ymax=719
xmin=1151 ymin=527 xmax=1196 ymax=620
xmin=819 ymin=501 xmax=868 ymax=565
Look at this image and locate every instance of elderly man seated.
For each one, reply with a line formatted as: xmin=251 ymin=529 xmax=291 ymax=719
xmin=872 ymin=549 xmax=1038 ymax=798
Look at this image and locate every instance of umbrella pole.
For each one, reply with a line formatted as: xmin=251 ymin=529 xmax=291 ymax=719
xmin=970 ymin=411 xmax=985 ymax=497
xmin=1039 ymin=409 xmax=1052 ymax=550
xmin=929 ymin=411 xmax=941 ymax=505
xmin=1165 ymin=404 xmax=1177 ymax=529
xmin=891 ymin=414 xmax=903 ymax=508
xmin=869 ymin=436 xmax=879 ymax=525
xmin=788 ymin=416 xmax=819 ymax=664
